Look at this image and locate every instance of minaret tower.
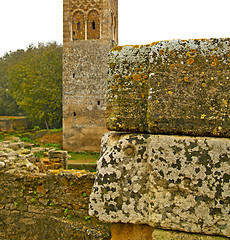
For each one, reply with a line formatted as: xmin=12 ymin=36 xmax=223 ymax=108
xmin=63 ymin=0 xmax=118 ymax=151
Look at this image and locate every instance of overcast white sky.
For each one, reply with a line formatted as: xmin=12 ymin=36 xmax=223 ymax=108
xmin=0 ymin=0 xmax=229 ymax=57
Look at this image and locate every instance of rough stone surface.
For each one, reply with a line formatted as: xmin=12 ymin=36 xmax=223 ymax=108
xmin=0 ymin=140 xmax=68 ymax=173
xmin=89 ymin=132 xmax=230 ymax=237
xmin=151 ymin=229 xmax=229 ymax=240
xmin=111 ymin=223 xmax=153 ymax=240
xmin=0 ymin=169 xmax=111 ymax=239
xmin=0 ymin=116 xmax=28 ymax=132
xmin=107 ymin=38 xmax=230 ymax=137
xmin=110 ymin=223 xmax=229 ymax=240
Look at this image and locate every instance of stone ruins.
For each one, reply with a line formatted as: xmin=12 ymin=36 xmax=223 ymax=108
xmin=89 ymin=38 xmax=230 ymax=239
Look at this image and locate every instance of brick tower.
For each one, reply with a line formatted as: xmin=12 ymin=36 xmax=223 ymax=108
xmin=63 ymin=0 xmax=118 ymax=152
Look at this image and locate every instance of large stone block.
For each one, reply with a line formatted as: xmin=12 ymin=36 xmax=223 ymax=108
xmin=89 ymin=133 xmax=230 ymax=237
xmin=107 ymin=38 xmax=230 ymax=137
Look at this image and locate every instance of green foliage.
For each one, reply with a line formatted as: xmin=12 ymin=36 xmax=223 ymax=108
xmin=0 ymin=53 xmax=25 ymax=116
xmin=64 ymin=208 xmax=68 ymax=214
xmin=33 ymin=126 xmax=41 ymax=130
xmin=68 ymin=151 xmax=99 ymax=161
xmin=0 ymin=132 xmax=4 ymax=142
xmin=4 ymin=42 xmax=62 ymax=129
xmin=44 ymin=143 xmax=61 ymax=149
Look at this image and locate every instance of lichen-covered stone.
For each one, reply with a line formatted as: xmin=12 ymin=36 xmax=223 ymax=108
xmin=107 ymin=38 xmax=230 ymax=137
xmin=89 ymin=132 xmax=230 ymax=237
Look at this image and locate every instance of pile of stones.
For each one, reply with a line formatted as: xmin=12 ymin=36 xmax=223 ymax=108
xmin=0 ymin=137 xmax=68 ymax=174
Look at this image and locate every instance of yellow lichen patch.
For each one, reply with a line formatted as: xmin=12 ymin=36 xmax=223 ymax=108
xmin=187 ymin=58 xmax=194 ymax=64
xmin=156 ymin=100 xmax=159 ymax=103
xmin=109 ymin=62 xmax=115 ymax=69
xmin=112 ymin=46 xmax=123 ymax=52
xmin=114 ymin=74 xmax=120 ymax=80
xmin=191 ymin=49 xmax=196 ymax=53
xmin=201 ymin=114 xmax=206 ymax=119
xmin=133 ymin=74 xmax=141 ymax=81
xmin=110 ymin=86 xmax=115 ymax=89
xmin=171 ymin=64 xmax=175 ymax=68
xmin=186 ymin=52 xmax=191 ymax=57
xmin=202 ymin=83 xmax=206 ymax=87
xmin=159 ymin=50 xmax=164 ymax=55
xmin=150 ymin=41 xmax=160 ymax=46
xmin=48 ymin=169 xmax=92 ymax=177
xmin=168 ymin=91 xmax=172 ymax=95
xmin=184 ymin=77 xmax=189 ymax=82
xmin=125 ymin=76 xmax=130 ymax=80
xmin=211 ymin=62 xmax=216 ymax=66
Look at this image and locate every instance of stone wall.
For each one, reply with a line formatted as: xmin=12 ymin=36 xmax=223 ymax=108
xmin=89 ymin=38 xmax=230 ymax=239
xmin=0 ymin=116 xmax=28 ymax=132
xmin=0 ymin=170 xmax=111 ymax=239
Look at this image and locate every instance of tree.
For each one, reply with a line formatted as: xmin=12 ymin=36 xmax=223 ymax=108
xmin=0 ymin=52 xmax=25 ymax=116
xmin=7 ymin=42 xmax=62 ymax=129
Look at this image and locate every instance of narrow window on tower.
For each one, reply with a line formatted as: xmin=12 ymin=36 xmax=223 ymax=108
xmin=72 ymin=11 xmax=85 ymax=40
xmin=92 ymin=20 xmax=96 ymax=30
xmin=87 ymin=10 xmax=100 ymax=39
xmin=77 ymin=21 xmax=81 ymax=30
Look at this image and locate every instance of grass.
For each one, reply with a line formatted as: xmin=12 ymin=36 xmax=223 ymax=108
xmin=0 ymin=132 xmax=4 ymax=142
xmin=68 ymin=151 xmax=99 ymax=163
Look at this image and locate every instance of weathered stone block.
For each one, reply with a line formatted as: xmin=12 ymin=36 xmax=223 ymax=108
xmin=107 ymin=38 xmax=230 ymax=137
xmin=151 ymin=229 xmax=229 ymax=240
xmin=89 ymin=133 xmax=230 ymax=237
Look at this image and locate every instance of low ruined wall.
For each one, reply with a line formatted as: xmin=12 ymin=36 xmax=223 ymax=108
xmin=0 ymin=116 xmax=28 ymax=132
xmin=0 ymin=170 xmax=110 ymax=239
